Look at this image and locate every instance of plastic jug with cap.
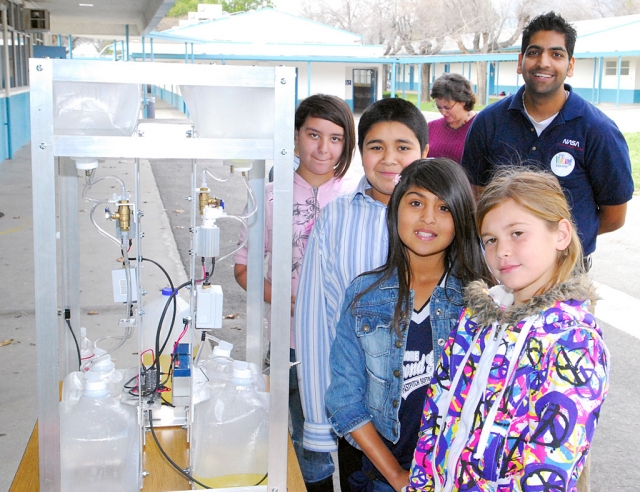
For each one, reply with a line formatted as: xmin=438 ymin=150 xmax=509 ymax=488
xmin=60 ymin=374 xmax=140 ymax=491
xmin=143 ymin=287 xmax=190 ymax=354
xmin=193 ymin=340 xmax=234 ymax=406
xmin=191 ymin=363 xmax=269 ymax=488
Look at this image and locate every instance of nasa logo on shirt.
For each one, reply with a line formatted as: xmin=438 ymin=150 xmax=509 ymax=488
xmin=550 ymin=151 xmax=575 ymax=177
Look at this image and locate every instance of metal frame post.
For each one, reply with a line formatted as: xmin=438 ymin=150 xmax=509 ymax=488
xmin=29 ymin=57 xmax=61 ymax=492
xmin=246 ymin=160 xmax=266 ymax=367
xmin=58 ymin=156 xmax=81 ymax=377
xmin=268 ymin=65 xmax=295 ymax=491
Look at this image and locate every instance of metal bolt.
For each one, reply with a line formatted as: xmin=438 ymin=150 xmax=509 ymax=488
xmin=280 ymin=78 xmax=286 ymax=84
xmin=139 ymin=310 xmax=145 ymax=315
xmin=140 ymin=232 xmax=145 ymax=238
xmin=186 ymin=196 xmax=192 ymax=201
xmin=271 ymin=488 xmax=278 ymax=492
xmin=141 ymin=290 xmax=148 ymax=296
xmin=142 ymin=471 xmax=149 ymax=477
xmin=138 ymin=210 xmax=144 ymax=217
xmin=280 ymin=149 xmax=287 ymax=155
xmin=36 ymin=65 xmax=43 ymax=71
xmin=39 ymin=143 xmax=46 ymax=150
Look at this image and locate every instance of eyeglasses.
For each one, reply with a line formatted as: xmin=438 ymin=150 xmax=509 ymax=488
xmin=434 ymin=101 xmax=459 ymax=112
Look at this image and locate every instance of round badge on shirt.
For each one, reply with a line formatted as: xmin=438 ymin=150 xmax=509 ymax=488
xmin=550 ymin=151 xmax=575 ymax=177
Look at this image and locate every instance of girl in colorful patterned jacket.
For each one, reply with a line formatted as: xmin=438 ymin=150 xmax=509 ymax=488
xmin=325 ymin=158 xmax=494 ymax=491
xmin=406 ymin=168 xmax=610 ymax=491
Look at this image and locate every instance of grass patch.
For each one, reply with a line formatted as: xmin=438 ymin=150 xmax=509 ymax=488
xmin=382 ymin=91 xmax=499 ymax=111
xmin=383 ymin=92 xmax=639 ymax=191
xmin=624 ymin=132 xmax=640 ymax=192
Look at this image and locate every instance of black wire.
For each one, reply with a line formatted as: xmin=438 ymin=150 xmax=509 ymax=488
xmin=156 ymin=289 xmax=178 ymax=358
xmin=148 ymin=410 xmax=211 ymax=489
xmin=127 ymin=256 xmax=180 ymax=398
xmin=130 ymin=257 xmax=175 ymax=293
xmin=154 ymin=280 xmax=191 ymax=396
xmin=65 ymin=318 xmax=82 ymax=371
xmin=160 ymin=395 xmax=175 ymax=407
xmin=157 ymin=284 xmax=190 ymax=356
xmin=128 ymin=256 xmax=179 ymax=362
xmin=253 ymin=472 xmax=268 ymax=486
xmin=203 ymin=257 xmax=215 ymax=284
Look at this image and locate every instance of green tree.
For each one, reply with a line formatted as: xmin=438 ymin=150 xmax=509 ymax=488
xmin=222 ymin=0 xmax=274 ymax=11
xmin=167 ymin=0 xmax=273 ymax=17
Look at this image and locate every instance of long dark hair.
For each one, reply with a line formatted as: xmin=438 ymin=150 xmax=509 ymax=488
xmin=353 ymin=158 xmax=494 ymax=337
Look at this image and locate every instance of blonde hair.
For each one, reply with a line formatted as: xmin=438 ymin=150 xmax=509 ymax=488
xmin=477 ymin=168 xmax=583 ymax=295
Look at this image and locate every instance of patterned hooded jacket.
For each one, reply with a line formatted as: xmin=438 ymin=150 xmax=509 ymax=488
xmin=406 ymin=274 xmax=609 ymax=492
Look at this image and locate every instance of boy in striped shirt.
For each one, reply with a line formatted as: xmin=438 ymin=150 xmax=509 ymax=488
xmin=294 ymin=98 xmax=429 ymax=490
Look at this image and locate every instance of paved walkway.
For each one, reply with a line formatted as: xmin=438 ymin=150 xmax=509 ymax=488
xmin=1 ymin=98 xmax=638 ymax=491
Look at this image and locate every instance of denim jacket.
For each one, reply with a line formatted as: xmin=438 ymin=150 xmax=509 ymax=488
xmin=326 ymin=270 xmax=464 ymax=444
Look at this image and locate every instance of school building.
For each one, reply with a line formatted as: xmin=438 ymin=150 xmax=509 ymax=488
xmin=3 ymin=2 xmax=640 ymax=165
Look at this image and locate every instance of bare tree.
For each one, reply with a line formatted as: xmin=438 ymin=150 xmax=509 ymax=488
xmin=446 ymin=0 xmax=532 ymax=105
xmin=546 ymin=0 xmax=640 ymax=19
xmin=300 ymin=0 xmax=552 ymax=106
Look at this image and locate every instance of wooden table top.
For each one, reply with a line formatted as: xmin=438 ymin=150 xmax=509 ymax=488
xmin=10 ymin=421 xmax=306 ymax=491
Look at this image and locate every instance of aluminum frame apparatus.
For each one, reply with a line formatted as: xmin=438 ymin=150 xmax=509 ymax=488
xmin=29 ymin=58 xmax=295 ymax=492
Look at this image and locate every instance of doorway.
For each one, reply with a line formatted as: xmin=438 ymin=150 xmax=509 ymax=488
xmin=353 ymin=68 xmax=377 ymax=112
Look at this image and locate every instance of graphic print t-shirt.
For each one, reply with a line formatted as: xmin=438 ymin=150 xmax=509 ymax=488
xmin=392 ymin=300 xmax=435 ymax=469
xmin=362 ymin=299 xmax=435 ymax=476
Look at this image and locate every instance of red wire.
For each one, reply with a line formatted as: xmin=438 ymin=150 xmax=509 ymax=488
xmin=140 ymin=348 xmax=155 ymax=365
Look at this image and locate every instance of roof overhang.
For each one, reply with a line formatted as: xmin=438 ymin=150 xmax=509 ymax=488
xmin=24 ymin=0 xmax=176 ymax=37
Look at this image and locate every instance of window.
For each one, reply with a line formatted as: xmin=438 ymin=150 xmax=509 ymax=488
xmin=1 ymin=0 xmax=38 ymax=90
xmin=605 ymin=60 xmax=630 ymax=76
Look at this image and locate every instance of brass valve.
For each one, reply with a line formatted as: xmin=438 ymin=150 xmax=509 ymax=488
xmin=110 ymin=199 xmax=131 ymax=231
xmin=198 ymin=188 xmax=221 ymax=215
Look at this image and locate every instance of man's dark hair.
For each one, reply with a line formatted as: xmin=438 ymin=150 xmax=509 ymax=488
xmin=521 ymin=12 xmax=577 ymax=58
xmin=357 ymin=98 xmax=428 ymax=154
xmin=294 ymin=94 xmax=356 ymax=179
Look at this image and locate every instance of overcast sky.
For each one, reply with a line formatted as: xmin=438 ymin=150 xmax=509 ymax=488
xmin=272 ymin=0 xmax=302 ymax=14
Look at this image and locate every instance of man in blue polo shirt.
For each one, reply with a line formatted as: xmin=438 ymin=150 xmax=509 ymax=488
xmin=462 ymin=12 xmax=633 ymax=268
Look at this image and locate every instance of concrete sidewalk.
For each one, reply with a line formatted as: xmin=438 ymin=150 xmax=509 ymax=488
xmin=1 ymin=97 xmax=639 ymax=491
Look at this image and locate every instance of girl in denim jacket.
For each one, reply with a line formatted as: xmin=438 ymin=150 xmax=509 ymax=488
xmin=326 ymin=159 xmax=494 ymax=491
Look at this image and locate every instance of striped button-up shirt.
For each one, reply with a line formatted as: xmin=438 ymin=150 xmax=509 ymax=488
xmin=294 ymin=175 xmax=389 ymax=452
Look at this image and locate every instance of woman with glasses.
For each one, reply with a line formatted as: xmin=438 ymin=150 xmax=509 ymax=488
xmin=428 ymin=73 xmax=477 ymax=164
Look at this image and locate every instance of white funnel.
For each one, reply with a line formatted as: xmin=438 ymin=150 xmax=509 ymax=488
xmin=53 ymin=81 xmax=140 ymax=136
xmin=180 ymin=85 xmax=275 ymax=139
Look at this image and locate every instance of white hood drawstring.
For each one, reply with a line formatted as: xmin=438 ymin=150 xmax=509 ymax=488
xmin=473 ymin=315 xmax=538 ymax=460
xmin=433 ymin=284 xmax=537 ymax=492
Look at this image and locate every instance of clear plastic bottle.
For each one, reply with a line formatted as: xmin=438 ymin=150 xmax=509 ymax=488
xmin=79 ymin=327 xmax=94 ymax=361
xmin=62 ymin=349 xmax=123 ymax=401
xmin=143 ymin=287 xmax=190 ymax=354
xmin=88 ymin=348 xmax=124 ymax=397
xmin=60 ymin=375 xmax=140 ymax=491
xmin=202 ymin=340 xmax=234 ymax=393
xmin=191 ymin=365 xmax=269 ymax=488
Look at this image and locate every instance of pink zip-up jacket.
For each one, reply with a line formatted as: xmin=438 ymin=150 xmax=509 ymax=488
xmin=234 ymin=171 xmax=358 ymax=347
